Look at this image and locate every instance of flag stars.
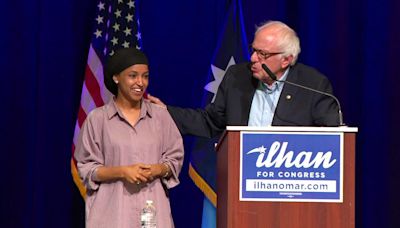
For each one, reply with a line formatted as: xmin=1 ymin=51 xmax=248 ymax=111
xmin=127 ymin=0 xmax=135 ymax=8
xmin=113 ymin=23 xmax=120 ymax=31
xmin=118 ymin=0 xmax=123 ymax=4
xmin=125 ymin=13 xmax=133 ymax=22
xmin=97 ymin=2 xmax=105 ymax=10
xmin=204 ymin=56 xmax=236 ymax=102
xmin=111 ymin=37 xmax=118 ymax=45
xmin=136 ymin=32 xmax=141 ymax=40
xmin=95 ymin=15 xmax=104 ymax=24
xmin=114 ymin=9 xmax=122 ymax=18
xmin=122 ymin=41 xmax=130 ymax=48
xmin=94 ymin=29 xmax=102 ymax=38
xmin=123 ymin=27 xmax=132 ymax=36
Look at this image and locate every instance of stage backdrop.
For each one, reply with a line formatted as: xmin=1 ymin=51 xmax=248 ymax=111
xmin=1 ymin=0 xmax=399 ymax=228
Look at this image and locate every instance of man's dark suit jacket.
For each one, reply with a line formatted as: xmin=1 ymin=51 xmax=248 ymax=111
xmin=168 ymin=62 xmax=340 ymax=138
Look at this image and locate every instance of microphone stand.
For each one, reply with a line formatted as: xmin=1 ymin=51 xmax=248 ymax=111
xmin=262 ymin=64 xmax=345 ymax=126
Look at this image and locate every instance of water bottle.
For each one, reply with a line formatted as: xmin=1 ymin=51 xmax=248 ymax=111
xmin=140 ymin=200 xmax=156 ymax=228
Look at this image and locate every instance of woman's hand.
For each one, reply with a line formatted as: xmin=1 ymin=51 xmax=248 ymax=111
xmin=121 ymin=163 xmax=170 ymax=184
xmin=147 ymin=163 xmax=170 ymax=179
xmin=122 ymin=163 xmax=151 ymax=184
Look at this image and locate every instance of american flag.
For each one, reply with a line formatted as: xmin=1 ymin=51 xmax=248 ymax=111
xmin=71 ymin=0 xmax=142 ymax=198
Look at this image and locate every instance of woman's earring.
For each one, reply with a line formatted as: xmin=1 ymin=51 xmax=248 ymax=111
xmin=114 ymin=80 xmax=118 ymax=84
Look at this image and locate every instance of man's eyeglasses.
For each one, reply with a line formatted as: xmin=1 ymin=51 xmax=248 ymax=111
xmin=250 ymin=46 xmax=283 ymax=60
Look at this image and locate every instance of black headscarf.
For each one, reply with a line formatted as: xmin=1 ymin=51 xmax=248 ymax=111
xmin=104 ymin=48 xmax=149 ymax=95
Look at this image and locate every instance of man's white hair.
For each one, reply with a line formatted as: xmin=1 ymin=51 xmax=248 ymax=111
xmin=255 ymin=21 xmax=301 ymax=65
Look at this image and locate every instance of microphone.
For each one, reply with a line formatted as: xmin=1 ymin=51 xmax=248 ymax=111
xmin=261 ymin=64 xmax=345 ymax=126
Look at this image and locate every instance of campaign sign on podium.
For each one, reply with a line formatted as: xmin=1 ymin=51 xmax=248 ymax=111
xmin=239 ymin=131 xmax=343 ymax=202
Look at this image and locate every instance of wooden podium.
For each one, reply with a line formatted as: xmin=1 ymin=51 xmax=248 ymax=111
xmin=216 ymin=126 xmax=358 ymax=228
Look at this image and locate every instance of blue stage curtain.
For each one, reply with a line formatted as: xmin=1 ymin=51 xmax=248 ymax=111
xmin=1 ymin=0 xmax=399 ymax=227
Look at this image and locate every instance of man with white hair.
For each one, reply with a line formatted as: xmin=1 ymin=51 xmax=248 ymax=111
xmin=150 ymin=20 xmax=340 ymax=138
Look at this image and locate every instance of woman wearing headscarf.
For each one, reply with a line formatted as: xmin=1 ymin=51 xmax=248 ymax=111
xmin=75 ymin=48 xmax=184 ymax=228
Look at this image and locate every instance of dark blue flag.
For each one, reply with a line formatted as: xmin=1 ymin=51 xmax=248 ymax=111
xmin=187 ymin=0 xmax=249 ymax=226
